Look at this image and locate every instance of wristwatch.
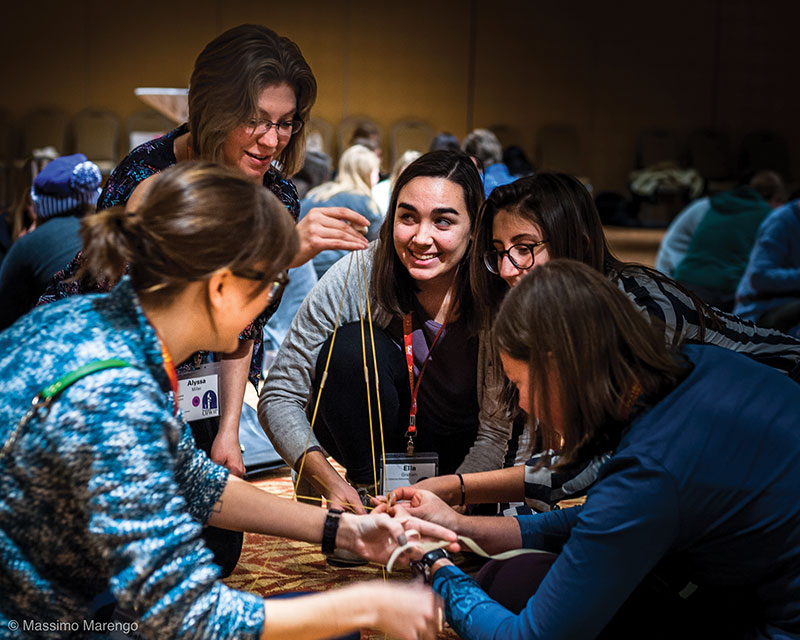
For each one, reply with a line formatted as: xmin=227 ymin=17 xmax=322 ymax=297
xmin=411 ymin=548 xmax=450 ymax=583
xmin=321 ymin=508 xmax=343 ymax=555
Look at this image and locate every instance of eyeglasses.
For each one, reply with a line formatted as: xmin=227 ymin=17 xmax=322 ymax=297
xmin=245 ymin=118 xmax=304 ymax=138
xmin=232 ymin=269 xmax=290 ymax=306
xmin=483 ymin=241 xmax=548 ymax=274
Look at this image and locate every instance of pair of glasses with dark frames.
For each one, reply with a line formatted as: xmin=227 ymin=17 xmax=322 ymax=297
xmin=232 ymin=269 xmax=290 ymax=306
xmin=483 ymin=241 xmax=548 ymax=274
xmin=245 ymin=119 xmax=304 ymax=138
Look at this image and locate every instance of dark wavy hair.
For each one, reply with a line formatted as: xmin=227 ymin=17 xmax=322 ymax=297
xmin=471 ymin=172 xmax=721 ymax=338
xmin=495 ymin=259 xmax=686 ymax=468
xmin=188 ymin=24 xmax=317 ymax=177
xmin=371 ymin=150 xmax=484 ymax=330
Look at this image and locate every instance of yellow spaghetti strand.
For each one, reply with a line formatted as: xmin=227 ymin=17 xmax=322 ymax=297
xmin=355 ymin=250 xmax=380 ymax=496
xmin=294 ymin=252 xmax=356 ymax=502
xmin=359 ymin=252 xmax=388 ymax=490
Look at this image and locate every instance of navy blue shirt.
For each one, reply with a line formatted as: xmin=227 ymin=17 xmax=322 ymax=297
xmin=434 ymin=344 xmax=800 ymax=639
xmin=0 ymin=216 xmax=82 ymax=329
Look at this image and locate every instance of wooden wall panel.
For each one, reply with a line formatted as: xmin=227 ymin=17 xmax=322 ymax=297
xmin=1 ymin=0 xmax=798 ymax=192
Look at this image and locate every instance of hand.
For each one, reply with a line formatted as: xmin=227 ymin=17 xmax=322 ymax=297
xmin=338 ymin=509 xmax=459 ymax=566
xmin=378 ymin=486 xmax=462 ymax=531
xmin=210 ymin=431 xmax=246 ymax=477
xmin=413 ymin=474 xmax=461 ymax=505
xmin=365 ymin=581 xmax=445 ymax=640
xmin=322 ymin=475 xmax=367 ymax=514
xmin=291 ymin=207 xmax=371 ymax=268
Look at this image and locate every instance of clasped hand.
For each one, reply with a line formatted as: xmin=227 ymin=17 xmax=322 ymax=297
xmin=342 ymin=504 xmax=459 ymax=566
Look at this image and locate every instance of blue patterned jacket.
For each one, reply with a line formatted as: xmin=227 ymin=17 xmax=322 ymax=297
xmin=0 ymin=278 xmax=264 ymax=638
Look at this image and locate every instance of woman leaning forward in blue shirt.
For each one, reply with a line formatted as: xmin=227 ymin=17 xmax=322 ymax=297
xmin=386 ymin=259 xmax=800 ymax=639
xmin=0 ymin=162 xmax=454 ymax=640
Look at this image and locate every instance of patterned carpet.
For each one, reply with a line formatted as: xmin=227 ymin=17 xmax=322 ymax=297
xmin=222 ymin=466 xmax=455 ymax=639
xmin=223 ymin=465 xmax=585 ymax=639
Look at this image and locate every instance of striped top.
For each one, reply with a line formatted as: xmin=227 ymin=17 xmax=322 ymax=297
xmin=519 ymin=266 xmax=800 ymax=512
xmin=616 ymin=266 xmax=800 ymax=378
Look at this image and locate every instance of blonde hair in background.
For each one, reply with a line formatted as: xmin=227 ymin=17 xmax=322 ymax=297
xmin=390 ymin=150 xmax=422 ymax=184
xmin=306 ymin=144 xmax=381 ymax=215
xmin=80 ymin=161 xmax=298 ymax=306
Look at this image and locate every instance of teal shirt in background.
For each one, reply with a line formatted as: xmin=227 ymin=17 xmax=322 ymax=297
xmin=673 ymin=186 xmax=772 ymax=294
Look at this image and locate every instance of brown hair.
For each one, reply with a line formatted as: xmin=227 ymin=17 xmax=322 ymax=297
xmin=472 ymin=172 xmax=721 ymax=338
xmin=371 ymin=150 xmax=484 ymax=329
xmin=494 ymin=259 xmax=686 ymax=467
xmin=80 ymin=161 xmax=298 ymax=306
xmin=188 ymin=24 xmax=317 ymax=177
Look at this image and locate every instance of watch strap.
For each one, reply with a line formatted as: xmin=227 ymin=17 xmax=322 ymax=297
xmin=412 ymin=548 xmax=449 ymax=583
xmin=321 ymin=508 xmax=343 ymax=555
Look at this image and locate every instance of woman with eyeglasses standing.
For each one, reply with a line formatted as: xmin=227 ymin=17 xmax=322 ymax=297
xmin=38 ymin=24 xmax=372 ymax=575
xmin=0 ymin=162 xmax=454 ymax=640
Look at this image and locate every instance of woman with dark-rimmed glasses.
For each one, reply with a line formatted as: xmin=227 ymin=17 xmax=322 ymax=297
xmin=38 ymin=24 xmax=374 ymax=575
xmin=411 ymin=171 xmax=800 ymax=509
xmin=0 ymin=162 xmax=453 ymax=640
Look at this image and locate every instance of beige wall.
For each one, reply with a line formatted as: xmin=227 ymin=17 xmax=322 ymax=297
xmin=2 ymin=0 xmax=799 ymax=192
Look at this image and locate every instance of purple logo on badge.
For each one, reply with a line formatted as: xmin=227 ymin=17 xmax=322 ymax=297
xmin=192 ymin=396 xmax=200 ymax=407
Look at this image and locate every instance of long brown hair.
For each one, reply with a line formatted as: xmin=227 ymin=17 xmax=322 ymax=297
xmin=472 ymin=172 xmax=721 ymax=339
xmin=80 ymin=161 xmax=298 ymax=306
xmin=495 ymin=259 xmax=686 ymax=467
xmin=371 ymin=150 xmax=484 ymax=330
xmin=188 ymin=24 xmax=317 ymax=177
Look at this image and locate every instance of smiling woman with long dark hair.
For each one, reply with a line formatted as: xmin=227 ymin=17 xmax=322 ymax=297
xmin=260 ymin=150 xmax=513 ymax=515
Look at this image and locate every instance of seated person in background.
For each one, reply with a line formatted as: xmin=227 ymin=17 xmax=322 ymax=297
xmin=0 ymin=162 xmax=453 ymax=640
xmin=671 ymin=171 xmax=784 ymax=311
xmin=300 ymin=144 xmax=383 ymax=278
xmin=292 ymin=137 xmax=332 ymax=200
xmin=0 ymin=154 xmax=101 ymax=330
xmin=0 ymin=149 xmax=58 ymax=266
xmin=502 ymin=144 xmax=535 ymax=179
xmin=372 ymin=149 xmax=421 ymax=216
xmin=388 ymin=259 xmax=800 ymax=640
xmin=429 ymin=132 xmax=460 ymax=152
xmin=260 ymin=151 xmax=512 ymax=513
xmin=462 ymin=128 xmax=515 ymax=195
xmin=735 ymin=198 xmax=800 ymax=338
xmin=655 ymin=194 xmax=710 ymax=276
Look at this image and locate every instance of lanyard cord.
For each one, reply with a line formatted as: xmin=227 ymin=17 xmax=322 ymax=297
xmin=402 ymin=313 xmax=447 ymax=454
xmin=160 ymin=341 xmax=179 ymax=416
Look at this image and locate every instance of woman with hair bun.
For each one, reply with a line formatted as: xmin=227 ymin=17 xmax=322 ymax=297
xmin=0 ymin=162 xmax=453 ymax=640
xmin=40 ymin=23 xmax=374 ymax=574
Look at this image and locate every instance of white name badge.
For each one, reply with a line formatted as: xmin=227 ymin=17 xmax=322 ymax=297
xmin=177 ymin=362 xmax=221 ymax=421
xmin=380 ymin=452 xmax=439 ymax=494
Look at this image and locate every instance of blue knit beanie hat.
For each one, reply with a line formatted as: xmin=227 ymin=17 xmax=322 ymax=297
xmin=31 ymin=153 xmax=102 ymax=219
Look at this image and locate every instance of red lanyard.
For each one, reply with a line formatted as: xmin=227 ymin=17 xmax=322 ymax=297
xmin=147 ymin=320 xmax=179 ymax=416
xmin=402 ymin=312 xmax=446 ymax=454
xmin=156 ymin=336 xmax=179 ymax=416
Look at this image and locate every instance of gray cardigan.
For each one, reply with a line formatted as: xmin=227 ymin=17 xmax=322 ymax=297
xmin=258 ymin=244 xmax=513 ymax=474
